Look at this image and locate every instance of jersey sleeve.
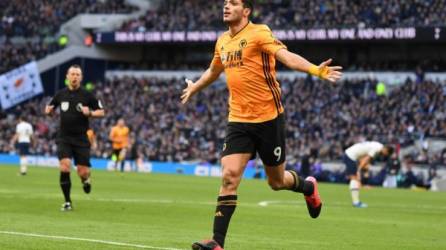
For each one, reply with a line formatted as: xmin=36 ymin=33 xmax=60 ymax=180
xmin=48 ymin=92 xmax=60 ymax=107
xmin=257 ymin=25 xmax=287 ymax=55
xmin=88 ymin=93 xmax=103 ymax=111
xmin=210 ymin=39 xmax=223 ymax=68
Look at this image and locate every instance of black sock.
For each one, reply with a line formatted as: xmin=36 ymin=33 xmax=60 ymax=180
xmin=213 ymin=195 xmax=237 ymax=248
xmin=120 ymin=161 xmax=124 ymax=172
xmin=60 ymin=172 xmax=71 ymax=203
xmin=287 ymin=170 xmax=314 ymax=196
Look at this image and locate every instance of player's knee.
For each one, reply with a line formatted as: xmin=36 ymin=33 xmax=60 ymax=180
xmin=222 ymin=169 xmax=239 ymax=190
xmin=77 ymin=166 xmax=89 ymax=176
xmin=267 ymin=179 xmax=284 ymax=191
xmin=60 ymin=159 xmax=71 ymax=172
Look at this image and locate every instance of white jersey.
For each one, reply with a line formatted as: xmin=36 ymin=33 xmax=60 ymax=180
xmin=16 ymin=121 xmax=33 ymax=143
xmin=345 ymin=141 xmax=383 ymax=161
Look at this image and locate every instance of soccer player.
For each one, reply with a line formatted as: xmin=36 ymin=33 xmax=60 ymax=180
xmin=181 ymin=1 xmax=342 ymax=249
xmin=343 ymin=141 xmax=393 ymax=208
xmin=10 ymin=116 xmax=34 ymax=175
xmin=109 ymin=118 xmax=129 ymax=172
xmin=45 ymin=65 xmax=105 ymax=211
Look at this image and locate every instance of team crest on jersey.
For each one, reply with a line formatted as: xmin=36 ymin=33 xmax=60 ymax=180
xmin=61 ymin=102 xmax=69 ymax=112
xmin=239 ymin=39 xmax=247 ymax=48
xmin=76 ymin=103 xmax=83 ymax=112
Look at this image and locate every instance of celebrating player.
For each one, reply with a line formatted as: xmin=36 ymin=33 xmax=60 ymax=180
xmin=181 ymin=0 xmax=342 ymax=249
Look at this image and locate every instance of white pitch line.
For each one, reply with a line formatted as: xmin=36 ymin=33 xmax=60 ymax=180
xmin=0 ymin=231 xmax=185 ymax=250
xmin=257 ymin=200 xmax=446 ymax=210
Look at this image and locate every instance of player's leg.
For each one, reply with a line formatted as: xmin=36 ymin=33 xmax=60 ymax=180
xmin=58 ymin=142 xmax=73 ymax=211
xmin=256 ymin=114 xmax=321 ymax=218
xmin=193 ymin=153 xmax=251 ymax=250
xmin=18 ymin=143 xmax=29 ymax=175
xmin=111 ymin=149 xmax=119 ymax=171
xmin=263 ymin=163 xmax=321 ymax=218
xmin=192 ymin=123 xmax=254 ymax=250
xmin=343 ymin=154 xmax=366 ymax=207
xmin=119 ymin=148 xmax=127 ymax=172
xmin=73 ymin=146 xmax=92 ymax=194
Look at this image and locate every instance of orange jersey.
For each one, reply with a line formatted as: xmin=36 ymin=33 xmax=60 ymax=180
xmin=211 ymin=22 xmax=287 ymax=123
xmin=110 ymin=126 xmax=129 ymax=149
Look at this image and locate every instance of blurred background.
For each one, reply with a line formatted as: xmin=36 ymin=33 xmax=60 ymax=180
xmin=1 ymin=0 xmax=446 ymax=190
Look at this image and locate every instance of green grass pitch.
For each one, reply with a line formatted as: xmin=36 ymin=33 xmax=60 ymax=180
xmin=0 ymin=165 xmax=445 ymax=250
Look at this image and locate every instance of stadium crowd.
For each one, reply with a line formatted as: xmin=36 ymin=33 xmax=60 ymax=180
xmin=1 ymin=76 xmax=445 ymax=168
xmin=0 ymin=0 xmax=136 ymax=38
xmin=0 ymin=0 xmax=137 ymax=74
xmin=120 ymin=0 xmax=446 ymax=32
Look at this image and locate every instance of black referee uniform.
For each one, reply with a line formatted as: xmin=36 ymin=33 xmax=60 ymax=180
xmin=49 ymin=87 xmax=103 ymax=166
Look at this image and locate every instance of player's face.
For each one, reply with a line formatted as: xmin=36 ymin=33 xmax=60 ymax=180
xmin=382 ymin=148 xmax=390 ymax=157
xmin=66 ymin=67 xmax=83 ymax=89
xmin=223 ymin=0 xmax=250 ymax=24
xmin=118 ymin=119 xmax=125 ymax=127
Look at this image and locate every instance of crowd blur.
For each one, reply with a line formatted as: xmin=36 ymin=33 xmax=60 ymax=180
xmin=1 ymin=0 xmax=136 ymax=38
xmin=1 ymin=76 xmax=445 ymax=169
xmin=0 ymin=0 xmax=137 ymax=74
xmin=120 ymin=0 xmax=446 ymax=32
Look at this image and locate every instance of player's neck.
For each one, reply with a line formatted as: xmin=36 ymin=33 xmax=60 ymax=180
xmin=228 ymin=19 xmax=249 ymax=37
xmin=68 ymin=85 xmax=80 ymax=91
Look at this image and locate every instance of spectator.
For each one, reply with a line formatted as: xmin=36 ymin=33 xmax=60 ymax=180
xmin=1 ymin=76 xmax=445 ymax=166
xmin=120 ymin=0 xmax=446 ymax=32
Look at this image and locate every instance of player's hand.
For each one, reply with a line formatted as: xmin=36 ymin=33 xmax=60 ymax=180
xmin=181 ymin=78 xmax=196 ymax=104
xmin=317 ymin=59 xmax=343 ymax=83
xmin=45 ymin=105 xmax=55 ymax=115
xmin=81 ymin=106 xmax=91 ymax=116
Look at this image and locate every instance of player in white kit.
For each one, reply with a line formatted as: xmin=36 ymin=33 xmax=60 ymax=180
xmin=343 ymin=141 xmax=393 ymax=208
xmin=11 ymin=116 xmax=34 ymax=175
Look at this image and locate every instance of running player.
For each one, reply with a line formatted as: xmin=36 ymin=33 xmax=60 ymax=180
xmin=181 ymin=1 xmax=342 ymax=249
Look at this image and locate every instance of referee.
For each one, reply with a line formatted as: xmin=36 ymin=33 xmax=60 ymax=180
xmin=45 ymin=65 xmax=105 ymax=211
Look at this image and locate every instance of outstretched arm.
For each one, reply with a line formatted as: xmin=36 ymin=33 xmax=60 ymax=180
xmin=275 ymin=49 xmax=343 ymax=83
xmin=181 ymin=63 xmax=224 ymax=104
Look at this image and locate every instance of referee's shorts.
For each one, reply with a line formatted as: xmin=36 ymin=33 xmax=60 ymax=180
xmin=57 ymin=142 xmax=91 ymax=167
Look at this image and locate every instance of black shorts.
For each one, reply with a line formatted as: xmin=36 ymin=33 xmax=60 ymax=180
xmin=222 ymin=113 xmax=285 ymax=167
xmin=57 ymin=142 xmax=91 ymax=167
xmin=343 ymin=154 xmax=357 ymax=176
xmin=17 ymin=143 xmax=30 ymax=155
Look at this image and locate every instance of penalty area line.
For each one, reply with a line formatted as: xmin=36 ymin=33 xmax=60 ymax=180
xmin=0 ymin=231 xmax=185 ymax=250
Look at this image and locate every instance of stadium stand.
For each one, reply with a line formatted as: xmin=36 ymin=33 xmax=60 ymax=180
xmin=2 ymin=76 xmax=445 ymax=167
xmin=0 ymin=0 xmax=138 ymax=74
xmin=120 ymin=0 xmax=446 ymax=31
xmin=0 ymin=0 xmax=137 ymax=38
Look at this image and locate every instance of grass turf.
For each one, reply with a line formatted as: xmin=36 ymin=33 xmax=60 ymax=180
xmin=0 ymin=165 xmax=445 ymax=250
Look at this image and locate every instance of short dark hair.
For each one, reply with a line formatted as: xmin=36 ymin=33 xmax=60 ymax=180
xmin=242 ymin=0 xmax=254 ymax=11
xmin=68 ymin=64 xmax=82 ymax=72
xmin=385 ymin=145 xmax=395 ymax=156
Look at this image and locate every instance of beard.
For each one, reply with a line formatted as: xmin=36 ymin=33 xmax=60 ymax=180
xmin=223 ymin=13 xmax=243 ymax=26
